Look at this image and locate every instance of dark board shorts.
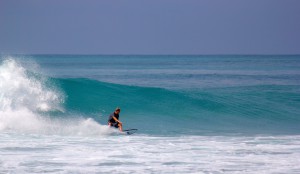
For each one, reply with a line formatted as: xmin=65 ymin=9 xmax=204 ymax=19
xmin=109 ymin=122 xmax=119 ymax=128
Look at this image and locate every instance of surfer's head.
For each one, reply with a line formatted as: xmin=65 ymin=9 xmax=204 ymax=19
xmin=115 ymin=107 xmax=121 ymax=114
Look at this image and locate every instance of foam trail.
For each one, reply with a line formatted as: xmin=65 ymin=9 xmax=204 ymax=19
xmin=0 ymin=57 xmax=112 ymax=136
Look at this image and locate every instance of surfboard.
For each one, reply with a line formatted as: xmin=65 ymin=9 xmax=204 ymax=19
xmin=123 ymin=129 xmax=138 ymax=135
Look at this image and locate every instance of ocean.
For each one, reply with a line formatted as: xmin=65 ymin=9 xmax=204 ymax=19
xmin=0 ymin=55 xmax=300 ymax=173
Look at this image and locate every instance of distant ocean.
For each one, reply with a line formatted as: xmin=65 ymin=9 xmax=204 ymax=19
xmin=1 ymin=55 xmax=300 ymax=173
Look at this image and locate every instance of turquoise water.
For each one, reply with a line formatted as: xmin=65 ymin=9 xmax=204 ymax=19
xmin=18 ymin=55 xmax=300 ymax=135
xmin=1 ymin=55 xmax=300 ymax=173
xmin=55 ymin=78 xmax=300 ymax=135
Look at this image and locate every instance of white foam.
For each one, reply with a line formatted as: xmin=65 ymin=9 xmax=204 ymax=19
xmin=0 ymin=57 xmax=112 ymax=136
xmin=0 ymin=134 xmax=299 ymax=173
xmin=0 ymin=57 xmax=62 ymax=112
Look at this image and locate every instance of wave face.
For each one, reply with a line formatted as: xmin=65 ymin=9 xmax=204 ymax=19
xmin=57 ymin=78 xmax=300 ymax=135
xmin=1 ymin=56 xmax=300 ymax=135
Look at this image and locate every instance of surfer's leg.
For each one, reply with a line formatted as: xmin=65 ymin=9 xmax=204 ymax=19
xmin=118 ymin=123 xmax=123 ymax=132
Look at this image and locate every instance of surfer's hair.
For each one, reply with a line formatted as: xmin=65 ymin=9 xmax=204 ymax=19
xmin=115 ymin=107 xmax=121 ymax=111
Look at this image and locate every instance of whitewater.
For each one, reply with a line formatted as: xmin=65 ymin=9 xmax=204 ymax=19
xmin=1 ymin=55 xmax=300 ymax=173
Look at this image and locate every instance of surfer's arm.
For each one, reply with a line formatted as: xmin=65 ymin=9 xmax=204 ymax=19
xmin=112 ymin=116 xmax=122 ymax=124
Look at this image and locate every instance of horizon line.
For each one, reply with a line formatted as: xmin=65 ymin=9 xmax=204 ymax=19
xmin=1 ymin=53 xmax=300 ymax=56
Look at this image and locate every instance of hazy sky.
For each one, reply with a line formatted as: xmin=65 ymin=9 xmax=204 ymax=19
xmin=0 ymin=0 xmax=300 ymax=54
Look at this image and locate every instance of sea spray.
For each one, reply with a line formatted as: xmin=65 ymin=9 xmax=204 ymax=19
xmin=0 ymin=58 xmax=62 ymax=112
xmin=0 ymin=58 xmax=113 ymax=136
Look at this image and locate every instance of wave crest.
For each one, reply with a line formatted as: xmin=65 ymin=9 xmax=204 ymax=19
xmin=0 ymin=57 xmax=113 ymax=136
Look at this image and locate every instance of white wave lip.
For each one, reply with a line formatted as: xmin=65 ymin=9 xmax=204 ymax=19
xmin=0 ymin=58 xmax=62 ymax=112
xmin=0 ymin=58 xmax=112 ymax=136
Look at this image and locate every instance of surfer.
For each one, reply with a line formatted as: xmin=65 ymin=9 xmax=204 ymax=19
xmin=108 ymin=107 xmax=123 ymax=132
